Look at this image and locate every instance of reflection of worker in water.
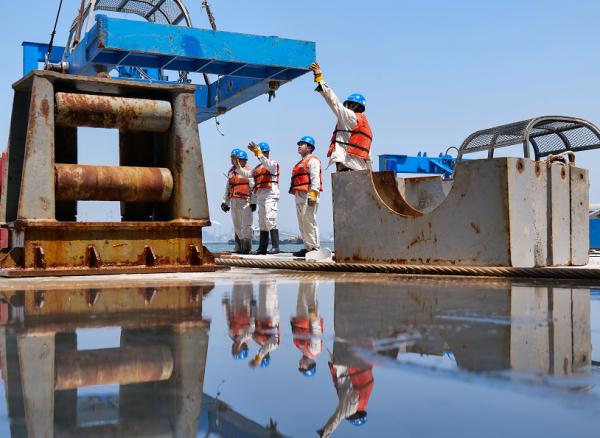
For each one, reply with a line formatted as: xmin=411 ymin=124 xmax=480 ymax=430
xmin=222 ymin=282 xmax=255 ymax=361
xmin=221 ymin=148 xmax=255 ymax=254
xmin=249 ymin=280 xmax=280 ymax=368
xmin=291 ymin=281 xmax=323 ymax=377
xmin=310 ymin=62 xmax=373 ymax=172
xmin=317 ymin=344 xmax=374 ymax=437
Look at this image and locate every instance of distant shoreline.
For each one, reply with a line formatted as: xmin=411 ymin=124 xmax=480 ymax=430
xmin=203 ymin=241 xmax=335 ymax=244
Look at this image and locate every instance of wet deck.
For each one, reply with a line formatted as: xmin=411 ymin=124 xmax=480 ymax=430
xmin=0 ymin=270 xmax=598 ymax=437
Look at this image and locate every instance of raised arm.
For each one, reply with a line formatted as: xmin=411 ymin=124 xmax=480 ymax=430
xmin=310 ymin=62 xmax=357 ymax=128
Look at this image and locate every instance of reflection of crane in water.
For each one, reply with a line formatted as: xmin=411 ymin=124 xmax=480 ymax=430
xmin=0 ymin=283 xmax=288 ymax=437
xmin=73 ymin=393 xmax=288 ymax=438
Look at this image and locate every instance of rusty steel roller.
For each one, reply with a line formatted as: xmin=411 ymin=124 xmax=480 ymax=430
xmin=55 ymin=164 xmax=173 ymax=202
xmin=55 ymin=92 xmax=173 ymax=132
xmin=55 ymin=345 xmax=174 ymax=389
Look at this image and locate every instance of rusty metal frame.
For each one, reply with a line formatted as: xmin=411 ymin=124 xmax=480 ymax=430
xmin=0 ymin=71 xmax=220 ymax=277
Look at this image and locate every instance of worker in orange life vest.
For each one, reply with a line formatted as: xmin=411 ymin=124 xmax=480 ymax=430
xmin=309 ymin=62 xmax=373 ymax=172
xmin=249 ymin=280 xmax=280 ymax=369
xmin=291 ymin=281 xmax=324 ymax=377
xmin=221 ymin=148 xmax=255 ymax=254
xmin=234 ymin=141 xmax=280 ymax=255
xmin=317 ymin=341 xmax=374 ymax=437
xmin=222 ymin=282 xmax=256 ymax=361
xmin=289 ymin=136 xmax=323 ymax=258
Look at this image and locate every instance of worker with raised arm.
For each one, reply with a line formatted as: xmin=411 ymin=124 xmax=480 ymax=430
xmin=317 ymin=342 xmax=374 ymax=437
xmin=234 ymin=141 xmax=281 ymax=255
xmin=289 ymin=136 xmax=323 ymax=258
xmin=310 ymin=62 xmax=373 ymax=172
xmin=221 ymin=148 xmax=256 ymax=254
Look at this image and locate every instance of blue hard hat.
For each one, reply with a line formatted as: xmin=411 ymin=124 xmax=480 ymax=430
xmin=232 ymin=343 xmax=249 ymax=360
xmin=258 ymin=142 xmax=270 ymax=153
xmin=231 ymin=148 xmax=248 ymax=160
xmin=299 ymin=362 xmax=317 ymax=377
xmin=297 ymin=136 xmax=316 ymax=147
xmin=260 ymin=353 xmax=271 ymax=368
xmin=346 ymin=411 xmax=367 ymax=426
xmin=345 ymin=93 xmax=366 ymax=109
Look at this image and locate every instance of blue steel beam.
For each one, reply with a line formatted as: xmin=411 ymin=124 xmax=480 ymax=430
xmin=22 ymin=42 xmax=64 ymax=76
xmin=67 ymin=15 xmax=315 ymax=78
xmin=22 ymin=14 xmax=315 ymax=123
xmin=62 ymin=15 xmax=314 ymax=122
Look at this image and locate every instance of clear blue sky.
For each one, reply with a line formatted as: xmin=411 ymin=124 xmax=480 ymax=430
xmin=2 ymin=0 xmax=600 ymax=236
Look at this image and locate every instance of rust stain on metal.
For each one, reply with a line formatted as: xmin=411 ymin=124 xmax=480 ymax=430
xmin=516 ymin=159 xmax=525 ymax=173
xmin=55 ymin=163 xmax=173 ymax=202
xmin=55 ymin=92 xmax=172 ymax=132
xmin=371 ymin=172 xmax=423 ymax=217
xmin=174 ymin=135 xmax=184 ymax=172
xmin=41 ymin=98 xmax=50 ymax=119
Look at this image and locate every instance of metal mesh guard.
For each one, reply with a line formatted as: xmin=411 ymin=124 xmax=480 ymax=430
xmin=458 ymin=116 xmax=600 ymax=160
xmin=82 ymin=0 xmax=191 ymax=26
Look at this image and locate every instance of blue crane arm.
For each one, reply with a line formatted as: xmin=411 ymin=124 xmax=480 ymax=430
xmin=22 ymin=14 xmax=316 ymax=124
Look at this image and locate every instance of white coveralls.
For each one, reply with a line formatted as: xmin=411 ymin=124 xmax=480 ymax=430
xmin=318 ymin=81 xmax=369 ymax=171
xmin=222 ymin=168 xmax=254 ymax=241
xmin=295 ymin=157 xmax=321 ymax=251
xmin=222 ymin=282 xmax=255 ymax=348
xmin=291 ymin=281 xmax=323 ymax=361
xmin=236 ymin=156 xmax=279 ymax=231
xmin=254 ymin=280 xmax=280 ymax=359
xmin=318 ymin=363 xmax=361 ymax=438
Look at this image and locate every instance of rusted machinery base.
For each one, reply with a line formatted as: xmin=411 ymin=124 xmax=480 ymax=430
xmin=0 ymin=264 xmax=227 ymax=278
xmin=0 ymin=220 xmax=226 ymax=277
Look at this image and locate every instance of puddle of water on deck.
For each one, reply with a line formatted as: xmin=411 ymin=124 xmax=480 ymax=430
xmin=0 ymin=273 xmax=599 ymax=437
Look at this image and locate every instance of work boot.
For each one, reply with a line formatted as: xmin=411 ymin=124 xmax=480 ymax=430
xmin=253 ymin=231 xmax=269 ymax=255
xmin=292 ymin=248 xmax=308 ymax=258
xmin=241 ymin=239 xmax=252 ymax=255
xmin=268 ymin=229 xmax=280 ymax=254
xmin=234 ymin=235 xmax=241 ymax=253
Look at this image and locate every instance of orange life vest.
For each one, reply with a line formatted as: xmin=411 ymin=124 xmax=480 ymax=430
xmin=227 ymin=167 xmax=250 ymax=199
xmin=289 ymin=154 xmax=323 ymax=195
xmin=329 ymin=364 xmax=374 ymax=412
xmin=291 ymin=316 xmax=324 ymax=359
xmin=227 ymin=311 xmax=252 ymax=338
xmin=253 ymin=163 xmax=279 ymax=192
xmin=328 ymin=113 xmax=373 ymax=159
xmin=253 ymin=320 xmax=280 ymax=346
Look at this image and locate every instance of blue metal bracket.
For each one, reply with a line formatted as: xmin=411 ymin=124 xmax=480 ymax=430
xmin=379 ymin=153 xmax=456 ymax=179
xmin=22 ymin=15 xmax=316 ymax=123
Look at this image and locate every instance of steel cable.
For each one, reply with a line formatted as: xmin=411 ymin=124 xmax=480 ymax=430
xmin=215 ymin=258 xmax=600 ymax=280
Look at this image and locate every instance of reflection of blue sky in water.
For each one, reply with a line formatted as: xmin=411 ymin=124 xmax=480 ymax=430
xmin=0 ymin=276 xmax=599 ymax=437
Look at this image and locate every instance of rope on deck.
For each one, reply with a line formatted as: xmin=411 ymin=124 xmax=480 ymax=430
xmin=215 ymin=258 xmax=600 ymax=280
